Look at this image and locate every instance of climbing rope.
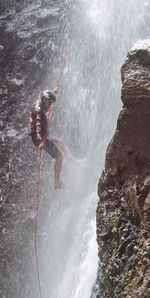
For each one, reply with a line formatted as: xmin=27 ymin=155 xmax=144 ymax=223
xmin=34 ymin=150 xmax=43 ymax=298
xmin=34 ymin=106 xmax=54 ymax=298
xmin=34 ymin=11 xmax=81 ymax=298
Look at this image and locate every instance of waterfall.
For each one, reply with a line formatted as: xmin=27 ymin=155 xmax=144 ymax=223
xmin=33 ymin=1 xmax=149 ymax=298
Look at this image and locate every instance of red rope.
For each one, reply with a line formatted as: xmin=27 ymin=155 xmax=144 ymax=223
xmin=34 ymin=150 xmax=43 ymax=298
xmin=33 ymin=101 xmax=56 ymax=298
xmin=34 ymin=12 xmax=80 ymax=298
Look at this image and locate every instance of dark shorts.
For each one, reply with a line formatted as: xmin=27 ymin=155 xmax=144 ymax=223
xmin=32 ymin=136 xmax=62 ymax=159
xmin=45 ymin=139 xmax=62 ymax=159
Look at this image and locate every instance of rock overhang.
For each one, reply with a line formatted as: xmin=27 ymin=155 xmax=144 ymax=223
xmin=121 ymin=39 xmax=150 ymax=106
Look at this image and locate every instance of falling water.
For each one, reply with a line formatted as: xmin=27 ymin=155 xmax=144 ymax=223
xmin=34 ymin=1 xmax=149 ymax=298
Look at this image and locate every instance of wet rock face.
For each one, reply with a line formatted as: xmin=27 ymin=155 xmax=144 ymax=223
xmin=0 ymin=0 xmax=64 ymax=89
xmin=0 ymin=0 xmax=65 ymax=200
xmin=97 ymin=40 xmax=150 ymax=298
xmin=121 ymin=40 xmax=150 ymax=105
xmin=0 ymin=1 xmax=67 ymax=297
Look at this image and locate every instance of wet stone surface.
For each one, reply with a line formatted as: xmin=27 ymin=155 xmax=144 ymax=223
xmin=0 ymin=1 xmax=68 ymax=297
xmin=96 ymin=40 xmax=150 ymax=298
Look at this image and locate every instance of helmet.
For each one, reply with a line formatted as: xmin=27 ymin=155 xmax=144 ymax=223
xmin=41 ymin=90 xmax=56 ymax=102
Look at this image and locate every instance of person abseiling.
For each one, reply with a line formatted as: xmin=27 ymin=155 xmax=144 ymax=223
xmin=29 ymin=87 xmax=67 ymax=189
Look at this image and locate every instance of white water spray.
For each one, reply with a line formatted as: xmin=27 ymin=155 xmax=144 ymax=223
xmin=36 ymin=1 xmax=149 ymax=298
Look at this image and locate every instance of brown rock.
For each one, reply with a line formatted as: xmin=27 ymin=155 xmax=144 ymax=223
xmin=97 ymin=40 xmax=150 ymax=298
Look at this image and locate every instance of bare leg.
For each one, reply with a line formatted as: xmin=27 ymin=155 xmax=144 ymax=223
xmin=54 ymin=155 xmax=63 ymax=189
xmin=54 ymin=140 xmax=74 ymax=160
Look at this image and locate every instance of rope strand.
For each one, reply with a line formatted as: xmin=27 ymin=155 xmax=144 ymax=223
xmin=34 ymin=10 xmax=81 ymax=298
xmin=34 ymin=150 xmax=43 ymax=298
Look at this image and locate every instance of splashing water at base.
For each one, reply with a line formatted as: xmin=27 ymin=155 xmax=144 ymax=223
xmin=73 ymin=218 xmax=98 ymax=298
xmin=40 ymin=160 xmax=98 ymax=298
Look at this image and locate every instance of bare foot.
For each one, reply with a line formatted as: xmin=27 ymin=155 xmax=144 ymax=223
xmin=54 ymin=181 xmax=64 ymax=189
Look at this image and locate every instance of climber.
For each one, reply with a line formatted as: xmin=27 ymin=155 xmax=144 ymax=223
xmin=29 ymin=87 xmax=70 ymax=189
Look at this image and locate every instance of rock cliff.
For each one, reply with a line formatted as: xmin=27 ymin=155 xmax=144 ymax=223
xmin=0 ymin=0 xmax=66 ymax=201
xmin=97 ymin=40 xmax=150 ymax=298
xmin=0 ymin=1 xmax=67 ymax=297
